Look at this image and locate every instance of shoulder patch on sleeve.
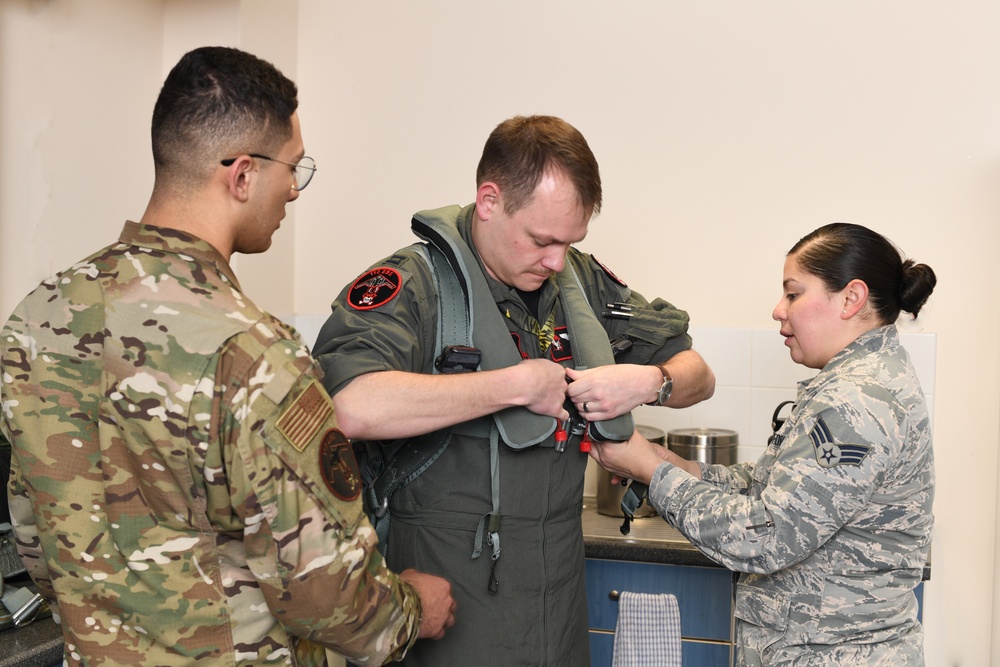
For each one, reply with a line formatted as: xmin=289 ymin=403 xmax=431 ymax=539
xmin=592 ymin=255 xmax=627 ymax=287
xmin=347 ymin=267 xmax=403 ymax=310
xmin=810 ymin=416 xmax=871 ymax=467
xmin=276 ymin=379 xmax=333 ymax=452
xmin=319 ymin=428 xmax=362 ymax=501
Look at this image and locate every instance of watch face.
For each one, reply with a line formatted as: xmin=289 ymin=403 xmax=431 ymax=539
xmin=647 ymin=367 xmax=673 ymax=407
xmin=658 ymin=377 xmax=673 ymax=405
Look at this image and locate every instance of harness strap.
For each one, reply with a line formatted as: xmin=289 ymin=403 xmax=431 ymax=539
xmin=362 ymin=207 xmax=635 ymax=565
xmin=364 ymin=430 xmax=453 ymax=548
xmin=452 ymin=418 xmax=491 ymax=438
xmin=413 ymin=207 xmax=556 ymax=448
xmin=359 ymin=243 xmax=471 ymax=554
xmin=556 ymin=262 xmax=635 ymax=442
xmin=471 ymin=422 xmax=502 ymax=594
xmin=618 ymin=481 xmax=650 ymax=536
xmin=422 ymin=243 xmax=471 ymax=361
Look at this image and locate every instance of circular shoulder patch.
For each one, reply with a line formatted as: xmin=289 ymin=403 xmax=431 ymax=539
xmin=592 ymin=255 xmax=627 ymax=287
xmin=347 ymin=267 xmax=402 ymax=310
xmin=319 ymin=428 xmax=362 ymax=501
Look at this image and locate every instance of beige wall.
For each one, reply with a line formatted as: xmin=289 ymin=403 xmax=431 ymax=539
xmin=296 ymin=6 xmax=1000 ymax=663
xmin=0 ymin=0 xmax=161 ymax=308
xmin=1 ymin=1 xmax=998 ymax=664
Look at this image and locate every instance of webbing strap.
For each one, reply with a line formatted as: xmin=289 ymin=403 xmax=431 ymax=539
xmin=366 ymin=430 xmax=452 ymax=551
xmin=471 ymin=423 xmax=502 ymax=594
xmin=423 ymin=243 xmax=472 ymax=354
xmin=425 ymin=240 xmax=502 ymax=591
xmin=619 ymin=481 xmax=650 ymax=536
xmin=413 ymin=208 xmax=555 ymax=448
xmin=451 ymin=418 xmax=491 ymax=438
xmin=361 ymin=243 xmax=471 ymax=554
xmin=556 ymin=262 xmax=634 ymax=442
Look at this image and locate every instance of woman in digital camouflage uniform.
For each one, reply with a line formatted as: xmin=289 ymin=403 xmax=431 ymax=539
xmin=590 ymin=223 xmax=936 ymax=666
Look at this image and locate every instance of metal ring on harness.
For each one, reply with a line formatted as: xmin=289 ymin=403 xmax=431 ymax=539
xmin=374 ymin=496 xmax=390 ymax=519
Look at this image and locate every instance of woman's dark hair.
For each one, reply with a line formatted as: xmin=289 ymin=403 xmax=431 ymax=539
xmin=789 ymin=223 xmax=937 ymax=323
xmin=151 ymin=46 xmax=299 ymax=185
xmin=476 ymin=115 xmax=602 ymax=217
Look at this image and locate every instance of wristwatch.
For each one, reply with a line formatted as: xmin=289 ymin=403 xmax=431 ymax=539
xmin=647 ymin=365 xmax=673 ymax=406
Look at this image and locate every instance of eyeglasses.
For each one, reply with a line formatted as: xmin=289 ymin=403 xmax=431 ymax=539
xmin=220 ymin=153 xmax=317 ymax=191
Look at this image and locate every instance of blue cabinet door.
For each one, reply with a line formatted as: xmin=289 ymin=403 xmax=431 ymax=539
xmin=586 ymin=559 xmax=734 ymax=667
xmin=586 ymin=559 xmax=733 ymax=640
xmin=587 ymin=558 xmax=926 ymax=667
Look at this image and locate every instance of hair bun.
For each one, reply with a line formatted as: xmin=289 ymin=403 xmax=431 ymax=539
xmin=899 ymin=260 xmax=937 ymax=317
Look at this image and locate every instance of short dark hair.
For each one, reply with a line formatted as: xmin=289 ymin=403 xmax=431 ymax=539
xmin=788 ymin=223 xmax=937 ymax=323
xmin=476 ymin=115 xmax=602 ymax=217
xmin=151 ymin=46 xmax=298 ymax=186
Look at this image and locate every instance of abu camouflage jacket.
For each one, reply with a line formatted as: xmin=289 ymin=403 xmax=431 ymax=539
xmin=649 ymin=324 xmax=934 ymax=666
xmin=1 ymin=222 xmax=420 ymax=666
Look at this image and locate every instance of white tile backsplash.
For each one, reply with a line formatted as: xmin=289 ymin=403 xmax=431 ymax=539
xmin=686 ymin=326 xmax=752 ymax=386
xmin=688 ymin=325 xmax=936 ymax=457
xmin=685 ymin=385 xmax=753 ymax=441
xmin=749 ymin=327 xmax=814 ymax=389
xmin=614 ymin=325 xmax=938 ymax=489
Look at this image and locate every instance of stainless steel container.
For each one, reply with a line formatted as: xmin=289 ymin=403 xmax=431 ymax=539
xmin=595 ymin=425 xmax=664 ymax=518
xmin=667 ymin=427 xmax=738 ymax=465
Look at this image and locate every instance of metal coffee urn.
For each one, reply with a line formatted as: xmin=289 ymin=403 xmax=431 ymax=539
xmin=667 ymin=427 xmax=739 ymax=465
xmin=595 ymin=425 xmax=664 ymax=518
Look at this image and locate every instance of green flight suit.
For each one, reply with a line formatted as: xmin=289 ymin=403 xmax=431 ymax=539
xmin=314 ymin=205 xmax=693 ymax=666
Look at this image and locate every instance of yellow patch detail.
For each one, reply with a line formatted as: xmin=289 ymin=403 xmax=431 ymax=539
xmin=276 ymin=380 xmax=333 ymax=452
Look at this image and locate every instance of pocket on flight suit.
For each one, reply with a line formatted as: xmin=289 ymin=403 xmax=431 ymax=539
xmin=734 ymin=582 xmax=790 ymax=667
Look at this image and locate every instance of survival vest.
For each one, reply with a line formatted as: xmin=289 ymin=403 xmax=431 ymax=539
xmin=355 ymin=206 xmax=637 ymax=586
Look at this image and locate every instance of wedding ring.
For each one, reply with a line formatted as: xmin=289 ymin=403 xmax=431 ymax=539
xmin=583 ymin=402 xmax=590 ymax=413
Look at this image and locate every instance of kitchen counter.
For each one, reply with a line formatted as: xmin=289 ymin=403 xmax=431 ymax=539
xmin=582 ymin=496 xmax=718 ymax=567
xmin=581 ymin=496 xmax=931 ymax=581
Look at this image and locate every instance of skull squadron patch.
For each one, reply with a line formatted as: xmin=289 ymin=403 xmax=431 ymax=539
xmin=319 ymin=428 xmax=362 ymax=501
xmin=810 ymin=416 xmax=871 ymax=467
xmin=347 ymin=267 xmax=402 ymax=310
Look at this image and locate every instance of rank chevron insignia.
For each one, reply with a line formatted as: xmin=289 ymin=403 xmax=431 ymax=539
xmin=809 ymin=416 xmax=871 ymax=468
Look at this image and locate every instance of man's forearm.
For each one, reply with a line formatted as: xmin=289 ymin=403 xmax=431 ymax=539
xmin=660 ymin=349 xmax=716 ymax=408
xmin=332 ymin=365 xmax=561 ymax=440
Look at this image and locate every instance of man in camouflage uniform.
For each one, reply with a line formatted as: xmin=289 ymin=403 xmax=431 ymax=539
xmin=0 ymin=46 xmax=454 ymax=666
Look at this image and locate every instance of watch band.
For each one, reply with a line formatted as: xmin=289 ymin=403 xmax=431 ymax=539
xmin=646 ymin=364 xmax=673 ymax=406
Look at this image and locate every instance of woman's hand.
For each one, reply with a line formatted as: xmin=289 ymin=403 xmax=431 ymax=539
xmin=589 ymin=430 xmax=702 ymax=484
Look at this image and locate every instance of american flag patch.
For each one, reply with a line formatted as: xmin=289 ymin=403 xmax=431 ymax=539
xmin=809 ymin=416 xmax=871 ymax=468
xmin=276 ymin=380 xmax=333 ymax=452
